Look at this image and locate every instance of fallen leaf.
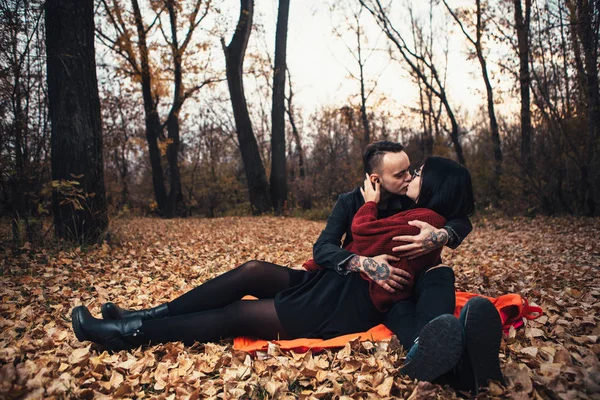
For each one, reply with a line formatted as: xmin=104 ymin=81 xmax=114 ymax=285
xmin=520 ymin=347 xmax=539 ymax=358
xmin=68 ymin=346 xmax=90 ymax=365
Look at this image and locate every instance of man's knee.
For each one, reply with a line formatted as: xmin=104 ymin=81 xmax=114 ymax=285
xmin=426 ymin=265 xmax=453 ymax=273
xmin=424 ymin=265 xmax=454 ymax=283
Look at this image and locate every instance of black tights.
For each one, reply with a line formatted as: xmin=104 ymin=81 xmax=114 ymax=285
xmin=141 ymin=260 xmax=306 ymax=345
xmin=133 ymin=261 xmax=455 ymax=347
xmin=383 ymin=266 xmax=456 ymax=349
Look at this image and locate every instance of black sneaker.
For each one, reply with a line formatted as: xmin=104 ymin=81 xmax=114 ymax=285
xmin=456 ymin=297 xmax=505 ymax=394
xmin=400 ymin=314 xmax=465 ymax=382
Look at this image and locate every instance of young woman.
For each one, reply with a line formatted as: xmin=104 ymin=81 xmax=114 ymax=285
xmin=72 ymin=156 xmax=502 ymax=392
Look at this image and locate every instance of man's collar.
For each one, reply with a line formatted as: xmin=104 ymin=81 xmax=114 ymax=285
xmin=388 ymin=195 xmax=407 ymax=210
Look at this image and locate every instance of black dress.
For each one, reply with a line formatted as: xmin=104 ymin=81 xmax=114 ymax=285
xmin=274 ymin=269 xmax=385 ymax=339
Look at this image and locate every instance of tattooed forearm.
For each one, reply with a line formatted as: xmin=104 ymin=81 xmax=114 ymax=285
xmin=362 ymin=258 xmax=390 ymax=281
xmin=347 ymin=255 xmax=361 ymax=272
xmin=423 ymin=230 xmax=449 ymax=251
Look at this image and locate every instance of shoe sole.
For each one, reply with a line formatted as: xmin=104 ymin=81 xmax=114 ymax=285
xmin=401 ymin=315 xmax=464 ymax=382
xmin=462 ymin=298 xmax=505 ymax=387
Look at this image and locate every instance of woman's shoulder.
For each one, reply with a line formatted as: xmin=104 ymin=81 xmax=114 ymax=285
xmin=397 ymin=208 xmax=447 ymax=224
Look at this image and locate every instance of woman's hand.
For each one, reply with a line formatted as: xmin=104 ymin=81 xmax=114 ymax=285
xmin=346 ymin=254 xmax=411 ymax=293
xmin=360 ymin=173 xmax=380 ymax=203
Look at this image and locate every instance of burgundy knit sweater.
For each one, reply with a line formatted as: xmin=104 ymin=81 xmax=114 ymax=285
xmin=304 ymin=202 xmax=447 ymax=311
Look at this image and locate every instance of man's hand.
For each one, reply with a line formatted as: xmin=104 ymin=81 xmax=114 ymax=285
xmin=346 ymin=254 xmax=411 ymax=293
xmin=392 ymin=220 xmax=449 ymax=259
xmin=360 ymin=173 xmax=380 ymax=203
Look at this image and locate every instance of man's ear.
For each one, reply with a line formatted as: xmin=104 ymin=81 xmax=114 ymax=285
xmin=370 ymin=174 xmax=381 ymax=184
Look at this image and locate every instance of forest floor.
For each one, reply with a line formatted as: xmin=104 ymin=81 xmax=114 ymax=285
xmin=1 ymin=215 xmax=599 ymax=399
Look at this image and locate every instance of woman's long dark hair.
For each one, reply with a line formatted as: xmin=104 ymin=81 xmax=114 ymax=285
xmin=416 ymin=156 xmax=475 ymax=219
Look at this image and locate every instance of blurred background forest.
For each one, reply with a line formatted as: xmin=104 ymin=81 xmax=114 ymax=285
xmin=1 ymin=0 xmax=598 ymax=245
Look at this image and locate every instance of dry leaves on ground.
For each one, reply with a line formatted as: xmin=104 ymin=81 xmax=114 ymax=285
xmin=0 ymin=215 xmax=599 ymax=399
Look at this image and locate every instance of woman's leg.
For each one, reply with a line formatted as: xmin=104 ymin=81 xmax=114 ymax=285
xmin=143 ymin=299 xmax=288 ymax=345
xmin=103 ymin=260 xmax=307 ymax=320
xmin=167 ymin=260 xmax=306 ymax=315
xmin=74 ymin=299 xmax=288 ymax=351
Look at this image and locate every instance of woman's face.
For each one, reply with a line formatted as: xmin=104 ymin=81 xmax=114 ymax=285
xmin=406 ymin=166 xmax=422 ymax=201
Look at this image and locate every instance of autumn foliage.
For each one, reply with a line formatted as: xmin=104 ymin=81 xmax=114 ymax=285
xmin=1 ymin=216 xmax=598 ymax=398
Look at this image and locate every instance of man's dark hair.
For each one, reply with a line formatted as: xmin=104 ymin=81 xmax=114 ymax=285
xmin=363 ymin=141 xmax=404 ymax=174
xmin=416 ymin=156 xmax=475 ymax=219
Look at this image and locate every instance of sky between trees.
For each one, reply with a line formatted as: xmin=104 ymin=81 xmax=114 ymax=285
xmin=94 ymin=0 xmax=519 ymax=138
xmin=251 ymin=0 xmax=516 ymax=118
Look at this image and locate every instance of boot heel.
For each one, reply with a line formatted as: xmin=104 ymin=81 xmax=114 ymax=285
xmin=72 ymin=306 xmax=89 ymax=342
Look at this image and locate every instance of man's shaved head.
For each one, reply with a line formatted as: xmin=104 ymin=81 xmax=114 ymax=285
xmin=363 ymin=141 xmax=405 ymax=174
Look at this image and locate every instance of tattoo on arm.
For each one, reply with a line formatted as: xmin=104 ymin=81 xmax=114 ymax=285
xmin=347 ymin=255 xmax=361 ymax=272
xmin=423 ymin=230 xmax=449 ymax=251
xmin=362 ymin=258 xmax=390 ymax=281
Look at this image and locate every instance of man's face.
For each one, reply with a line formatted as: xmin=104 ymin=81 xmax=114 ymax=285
xmin=372 ymin=151 xmax=412 ymax=196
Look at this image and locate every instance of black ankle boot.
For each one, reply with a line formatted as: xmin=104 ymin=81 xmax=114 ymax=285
xmin=101 ymin=302 xmax=170 ymax=321
xmin=454 ymin=297 xmax=505 ymax=394
xmin=72 ymin=306 xmax=147 ymax=351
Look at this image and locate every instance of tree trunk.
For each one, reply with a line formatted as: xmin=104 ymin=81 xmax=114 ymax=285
xmin=474 ymin=0 xmax=502 ymax=202
xmin=46 ymin=0 xmax=108 ymax=242
xmin=288 ymin=112 xmax=305 ymax=179
xmin=165 ymin=115 xmax=184 ymax=217
xmin=357 ymin=27 xmax=371 ymax=146
xmin=131 ymin=0 xmax=168 ymax=213
xmin=117 ymin=148 xmax=129 ymax=208
xmin=416 ymin=74 xmax=434 ymax=157
xmin=270 ymin=0 xmax=290 ymax=215
xmin=7 ymin=2 xmax=33 ymax=243
xmin=567 ymin=0 xmax=599 ymax=215
xmin=164 ymin=0 xmax=186 ymax=218
xmin=285 ymin=68 xmax=305 ymax=179
xmin=222 ymin=0 xmax=272 ymax=215
xmin=514 ymin=0 xmax=532 ymax=172
xmin=12 ymin=67 xmax=27 ymax=243
xmin=575 ymin=0 xmax=599 ymax=215
xmin=435 ymin=71 xmax=466 ymax=165
xmin=443 ymin=0 xmax=499 ymax=170
xmin=445 ymin=100 xmax=466 ymax=165
xmin=116 ymin=98 xmax=130 ymax=209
